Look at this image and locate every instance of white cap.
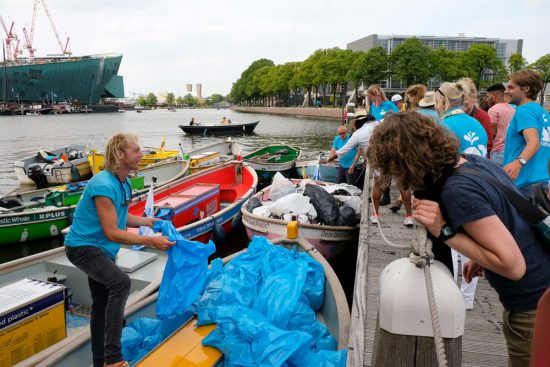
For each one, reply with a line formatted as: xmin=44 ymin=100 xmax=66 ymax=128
xmin=391 ymin=94 xmax=403 ymax=102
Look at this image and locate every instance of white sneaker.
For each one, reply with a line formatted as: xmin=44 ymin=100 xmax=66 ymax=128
xmin=465 ymin=301 xmax=474 ymax=310
xmin=403 ymin=216 xmax=414 ymax=227
xmin=369 ymin=215 xmax=380 ymax=224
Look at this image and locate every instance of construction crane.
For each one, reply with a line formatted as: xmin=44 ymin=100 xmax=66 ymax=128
xmin=22 ymin=0 xmax=38 ymax=60
xmin=40 ymin=0 xmax=71 ymax=56
xmin=0 ymin=16 xmax=15 ymax=61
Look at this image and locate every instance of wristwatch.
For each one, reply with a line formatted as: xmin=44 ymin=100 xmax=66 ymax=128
xmin=517 ymin=156 xmax=527 ymax=166
xmin=438 ymin=224 xmax=456 ymax=242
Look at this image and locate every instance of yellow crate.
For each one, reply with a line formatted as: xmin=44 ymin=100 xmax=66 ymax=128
xmin=189 ymin=152 xmax=221 ymax=168
xmin=0 ymin=302 xmax=66 ymax=367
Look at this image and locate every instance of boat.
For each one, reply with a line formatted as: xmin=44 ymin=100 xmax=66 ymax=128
xmin=32 ymin=235 xmax=350 ymax=367
xmin=134 ymin=159 xmax=189 ymax=188
xmin=0 ymin=244 xmax=167 ymax=367
xmin=126 ymin=160 xmax=258 ymax=243
xmin=241 ymin=179 xmax=360 ymax=258
xmin=295 ymin=151 xmax=340 ymax=183
xmin=243 ymin=144 xmax=301 ymax=186
xmin=184 ymin=138 xmax=242 ymax=174
xmin=178 ymin=120 xmax=260 ymax=135
xmin=13 ymin=146 xmax=92 ymax=188
xmin=0 ymin=54 xmax=124 ymax=104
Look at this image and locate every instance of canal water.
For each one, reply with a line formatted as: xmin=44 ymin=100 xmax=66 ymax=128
xmin=0 ymin=109 xmax=357 ymax=302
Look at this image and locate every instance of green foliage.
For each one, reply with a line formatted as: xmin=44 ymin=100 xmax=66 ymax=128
xmin=431 ymin=47 xmax=469 ymax=82
xmin=135 ymin=96 xmax=146 ymax=107
xmin=463 ymin=44 xmax=505 ymax=88
xmin=165 ymin=92 xmax=175 ymax=106
xmin=183 ymin=93 xmax=198 ymax=107
xmin=209 ymin=93 xmax=225 ymax=104
xmin=145 ymin=92 xmax=157 ymax=107
xmin=529 ymin=54 xmax=550 ymax=104
xmin=229 ymin=58 xmax=275 ymax=103
xmin=508 ymin=53 xmax=527 ymax=74
xmin=390 ymin=38 xmax=433 ymax=85
xmin=176 ymin=96 xmax=184 ymax=105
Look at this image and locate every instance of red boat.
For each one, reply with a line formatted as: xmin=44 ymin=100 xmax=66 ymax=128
xmin=129 ymin=161 xmax=258 ymax=243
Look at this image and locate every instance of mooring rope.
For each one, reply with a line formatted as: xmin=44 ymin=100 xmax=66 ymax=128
xmin=369 ymin=174 xmax=448 ymax=367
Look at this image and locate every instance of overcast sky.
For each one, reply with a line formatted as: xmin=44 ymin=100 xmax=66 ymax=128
xmin=1 ymin=0 xmax=548 ymax=98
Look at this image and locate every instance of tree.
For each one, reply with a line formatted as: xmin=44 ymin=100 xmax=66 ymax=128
xmin=183 ymin=93 xmax=198 ymax=107
xmin=176 ymin=96 xmax=184 ymax=105
xmin=209 ymin=93 xmax=224 ymax=104
xmin=390 ymin=38 xmax=433 ymax=86
xmin=135 ymin=96 xmax=146 ymax=107
xmin=529 ymin=54 xmax=550 ymax=105
xmin=508 ymin=53 xmax=527 ymax=74
xmin=463 ymin=44 xmax=505 ymax=88
xmin=431 ymin=47 xmax=469 ymax=83
xmin=145 ymin=92 xmax=157 ymax=107
xmin=229 ymin=58 xmax=274 ymax=105
xmin=165 ymin=92 xmax=175 ymax=106
xmin=363 ymin=47 xmax=389 ymax=87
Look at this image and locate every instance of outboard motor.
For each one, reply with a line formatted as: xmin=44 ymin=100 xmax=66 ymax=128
xmin=27 ymin=163 xmax=49 ymax=188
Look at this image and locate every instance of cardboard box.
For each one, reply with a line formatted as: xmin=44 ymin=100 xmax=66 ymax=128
xmin=0 ymin=278 xmax=66 ymax=367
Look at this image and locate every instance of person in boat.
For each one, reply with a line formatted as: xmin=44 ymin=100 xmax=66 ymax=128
xmin=330 ymin=125 xmax=359 ymax=185
xmin=366 ymin=112 xmax=550 ymax=367
xmin=227 ymin=118 xmax=232 ymax=124
xmin=220 ymin=117 xmax=228 ymax=124
xmin=64 ymin=133 xmax=175 ymax=367
xmin=189 ymin=117 xmax=195 ymax=126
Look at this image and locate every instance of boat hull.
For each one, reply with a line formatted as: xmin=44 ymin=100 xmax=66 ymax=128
xmin=243 ymin=145 xmax=301 ymax=187
xmin=0 ymin=208 xmax=71 ymax=245
xmin=178 ymin=121 xmax=259 ymax=135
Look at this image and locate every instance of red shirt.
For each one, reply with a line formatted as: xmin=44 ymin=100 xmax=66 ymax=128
xmin=471 ymin=106 xmax=493 ymax=153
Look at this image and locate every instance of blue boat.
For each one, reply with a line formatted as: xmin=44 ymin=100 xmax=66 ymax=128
xmin=295 ymin=152 xmax=339 ymax=183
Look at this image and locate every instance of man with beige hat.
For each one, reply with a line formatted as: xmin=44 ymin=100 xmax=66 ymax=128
xmin=417 ymin=91 xmax=440 ymax=122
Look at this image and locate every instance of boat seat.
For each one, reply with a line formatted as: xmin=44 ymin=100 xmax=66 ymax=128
xmin=220 ymin=188 xmax=238 ymax=202
xmin=29 ymin=271 xmax=68 ymax=283
xmin=116 ymin=248 xmax=158 ymax=273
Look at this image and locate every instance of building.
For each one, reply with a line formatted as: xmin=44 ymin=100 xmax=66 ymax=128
xmin=196 ymin=83 xmax=202 ymax=100
xmin=347 ymin=34 xmax=523 ymax=91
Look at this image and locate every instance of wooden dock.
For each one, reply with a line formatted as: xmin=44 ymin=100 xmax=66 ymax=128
xmin=347 ymin=179 xmax=508 ymax=367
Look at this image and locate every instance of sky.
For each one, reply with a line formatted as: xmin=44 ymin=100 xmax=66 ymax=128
xmin=1 ymin=0 xmax=548 ymax=98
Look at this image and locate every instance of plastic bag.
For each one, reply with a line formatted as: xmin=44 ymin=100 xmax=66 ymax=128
xmin=245 ymin=196 xmax=262 ymax=212
xmin=323 ymin=183 xmax=362 ymax=196
xmin=305 ymin=184 xmax=339 ymax=225
xmin=252 ymin=205 xmax=272 ymax=218
xmin=270 ymin=172 xmax=296 ymax=201
xmin=153 ymin=220 xmax=216 ymax=319
xmin=336 ymin=205 xmax=359 ymax=227
xmin=269 ymin=193 xmax=316 ymax=217
xmin=334 ymin=195 xmax=362 ymax=213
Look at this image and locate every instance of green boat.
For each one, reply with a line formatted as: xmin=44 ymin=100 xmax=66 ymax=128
xmin=243 ymin=145 xmax=301 ymax=186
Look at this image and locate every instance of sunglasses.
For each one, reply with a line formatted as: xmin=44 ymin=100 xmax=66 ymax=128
xmin=118 ymin=180 xmax=132 ymax=207
xmin=435 ymin=87 xmax=446 ymax=99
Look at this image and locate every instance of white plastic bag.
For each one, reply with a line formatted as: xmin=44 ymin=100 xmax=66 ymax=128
xmin=252 ymin=205 xmax=272 ymax=218
xmin=334 ymin=195 xmax=362 ymax=213
xmin=270 ymin=172 xmax=296 ymax=201
xmin=323 ymin=183 xmax=362 ymax=196
xmin=269 ymin=193 xmax=314 ymax=217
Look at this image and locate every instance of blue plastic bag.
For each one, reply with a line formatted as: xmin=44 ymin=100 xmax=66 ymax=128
xmin=153 ymin=220 xmax=216 ymax=319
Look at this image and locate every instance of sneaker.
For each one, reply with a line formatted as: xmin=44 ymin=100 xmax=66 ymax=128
xmin=403 ymin=216 xmax=414 ymax=227
xmin=369 ymin=215 xmax=380 ymax=224
xmin=465 ymin=301 xmax=474 ymax=311
xmin=389 ymin=200 xmax=402 ymax=213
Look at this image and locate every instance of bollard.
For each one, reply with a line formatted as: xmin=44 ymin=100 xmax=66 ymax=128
xmin=372 ymin=258 xmax=465 ymax=367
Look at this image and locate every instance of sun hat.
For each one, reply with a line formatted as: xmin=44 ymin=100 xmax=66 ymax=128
xmin=418 ymin=91 xmax=436 ymax=107
xmin=391 ymin=94 xmax=403 ymax=102
xmin=349 ymin=110 xmax=375 ymax=130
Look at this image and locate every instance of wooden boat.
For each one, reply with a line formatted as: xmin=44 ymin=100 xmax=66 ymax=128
xmin=241 ymin=180 xmax=359 ymax=258
xmin=126 ymin=161 xmax=257 ymax=243
xmin=184 ymin=138 xmax=242 ymax=174
xmin=295 ymin=151 xmax=340 ymax=183
xmin=178 ymin=120 xmax=260 ymax=135
xmin=13 ymin=146 xmax=92 ymax=188
xmin=35 ymin=235 xmax=350 ymax=367
xmin=243 ymin=144 xmax=301 ymax=186
xmin=0 ymin=245 xmax=168 ymax=367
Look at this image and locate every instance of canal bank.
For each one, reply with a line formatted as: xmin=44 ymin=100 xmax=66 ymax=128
xmin=231 ymin=106 xmax=343 ymax=120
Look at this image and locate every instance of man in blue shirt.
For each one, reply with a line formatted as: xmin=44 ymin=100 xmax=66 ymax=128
xmin=503 ymin=70 xmax=550 ymax=200
xmin=330 ymin=125 xmax=359 ymax=185
xmin=65 ymin=133 xmax=174 ymax=367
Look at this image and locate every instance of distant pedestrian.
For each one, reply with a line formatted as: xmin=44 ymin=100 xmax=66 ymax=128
xmin=486 ymin=83 xmax=516 ymax=166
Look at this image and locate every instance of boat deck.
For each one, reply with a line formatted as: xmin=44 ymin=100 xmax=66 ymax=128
xmin=348 ymin=180 xmax=507 ymax=367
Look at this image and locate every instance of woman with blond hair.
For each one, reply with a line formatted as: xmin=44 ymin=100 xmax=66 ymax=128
xmin=65 ymin=133 xmax=175 ymax=367
xmin=366 ymin=84 xmax=399 ymax=121
xmin=366 ymin=112 xmax=550 ymax=367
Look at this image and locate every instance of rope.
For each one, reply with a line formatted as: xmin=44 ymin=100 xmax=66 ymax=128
xmin=368 ymin=172 xmax=448 ymax=367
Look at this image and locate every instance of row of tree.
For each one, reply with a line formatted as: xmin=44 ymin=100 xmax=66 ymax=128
xmin=229 ymin=38 xmax=550 ymax=107
xmin=135 ymin=93 xmax=226 ymax=108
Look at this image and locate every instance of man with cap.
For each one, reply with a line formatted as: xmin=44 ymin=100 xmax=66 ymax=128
xmin=418 ymin=91 xmax=440 ymax=122
xmin=487 ymin=83 xmax=516 ymax=166
xmin=391 ymin=94 xmax=406 ymax=111
xmin=329 ymin=125 xmax=360 ymax=185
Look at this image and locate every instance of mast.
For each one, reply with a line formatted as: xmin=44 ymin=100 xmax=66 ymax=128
xmin=2 ymin=42 xmax=7 ymax=103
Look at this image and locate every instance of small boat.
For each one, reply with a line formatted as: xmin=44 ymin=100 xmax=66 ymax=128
xmin=184 ymin=138 xmax=242 ymax=174
xmin=14 ymin=146 xmax=92 ymax=188
xmin=35 ymin=235 xmax=350 ymax=367
xmin=127 ymin=161 xmax=258 ymax=243
xmin=241 ymin=179 xmax=359 ymax=258
xmin=243 ymin=144 xmax=302 ymax=186
xmin=178 ymin=120 xmax=260 ymax=135
xmin=295 ymin=151 xmax=340 ymax=183
xmin=0 ymin=244 xmax=168 ymax=367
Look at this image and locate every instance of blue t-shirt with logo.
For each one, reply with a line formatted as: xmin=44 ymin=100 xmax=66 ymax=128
xmin=441 ymin=107 xmax=488 ymax=157
xmin=503 ymin=101 xmax=550 ymax=188
xmin=65 ymin=170 xmax=131 ymax=259
xmin=370 ymin=100 xmax=399 ymax=121
xmin=442 ymin=154 xmax=550 ymax=311
xmin=332 ymin=134 xmax=357 ymax=169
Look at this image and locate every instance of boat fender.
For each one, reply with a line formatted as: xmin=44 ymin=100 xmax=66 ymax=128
xmin=232 ymin=211 xmax=242 ymax=230
xmin=213 ymin=222 xmax=226 ymax=243
xmin=71 ymin=165 xmax=81 ymax=180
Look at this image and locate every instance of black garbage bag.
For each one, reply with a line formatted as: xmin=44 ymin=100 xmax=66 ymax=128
xmin=331 ymin=189 xmax=351 ymax=196
xmin=305 ymin=184 xmax=339 ymax=225
xmin=337 ymin=205 xmax=359 ymax=227
xmin=246 ymin=197 xmax=262 ymax=212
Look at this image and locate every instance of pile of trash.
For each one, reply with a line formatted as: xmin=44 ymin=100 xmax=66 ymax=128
xmin=246 ymin=173 xmax=362 ymax=227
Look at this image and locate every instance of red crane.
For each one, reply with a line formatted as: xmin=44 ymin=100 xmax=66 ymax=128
xmin=40 ymin=0 xmax=71 ymax=56
xmin=0 ymin=16 xmax=15 ymax=61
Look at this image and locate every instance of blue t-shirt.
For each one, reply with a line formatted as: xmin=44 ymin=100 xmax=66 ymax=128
xmin=442 ymin=155 xmax=550 ymax=311
xmin=332 ymin=134 xmax=357 ymax=169
xmin=441 ymin=108 xmax=488 ymax=157
xmin=419 ymin=108 xmax=440 ymax=123
xmin=503 ymin=101 xmax=550 ymax=188
xmin=370 ymin=100 xmax=399 ymax=121
xmin=65 ymin=171 xmax=131 ymax=259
